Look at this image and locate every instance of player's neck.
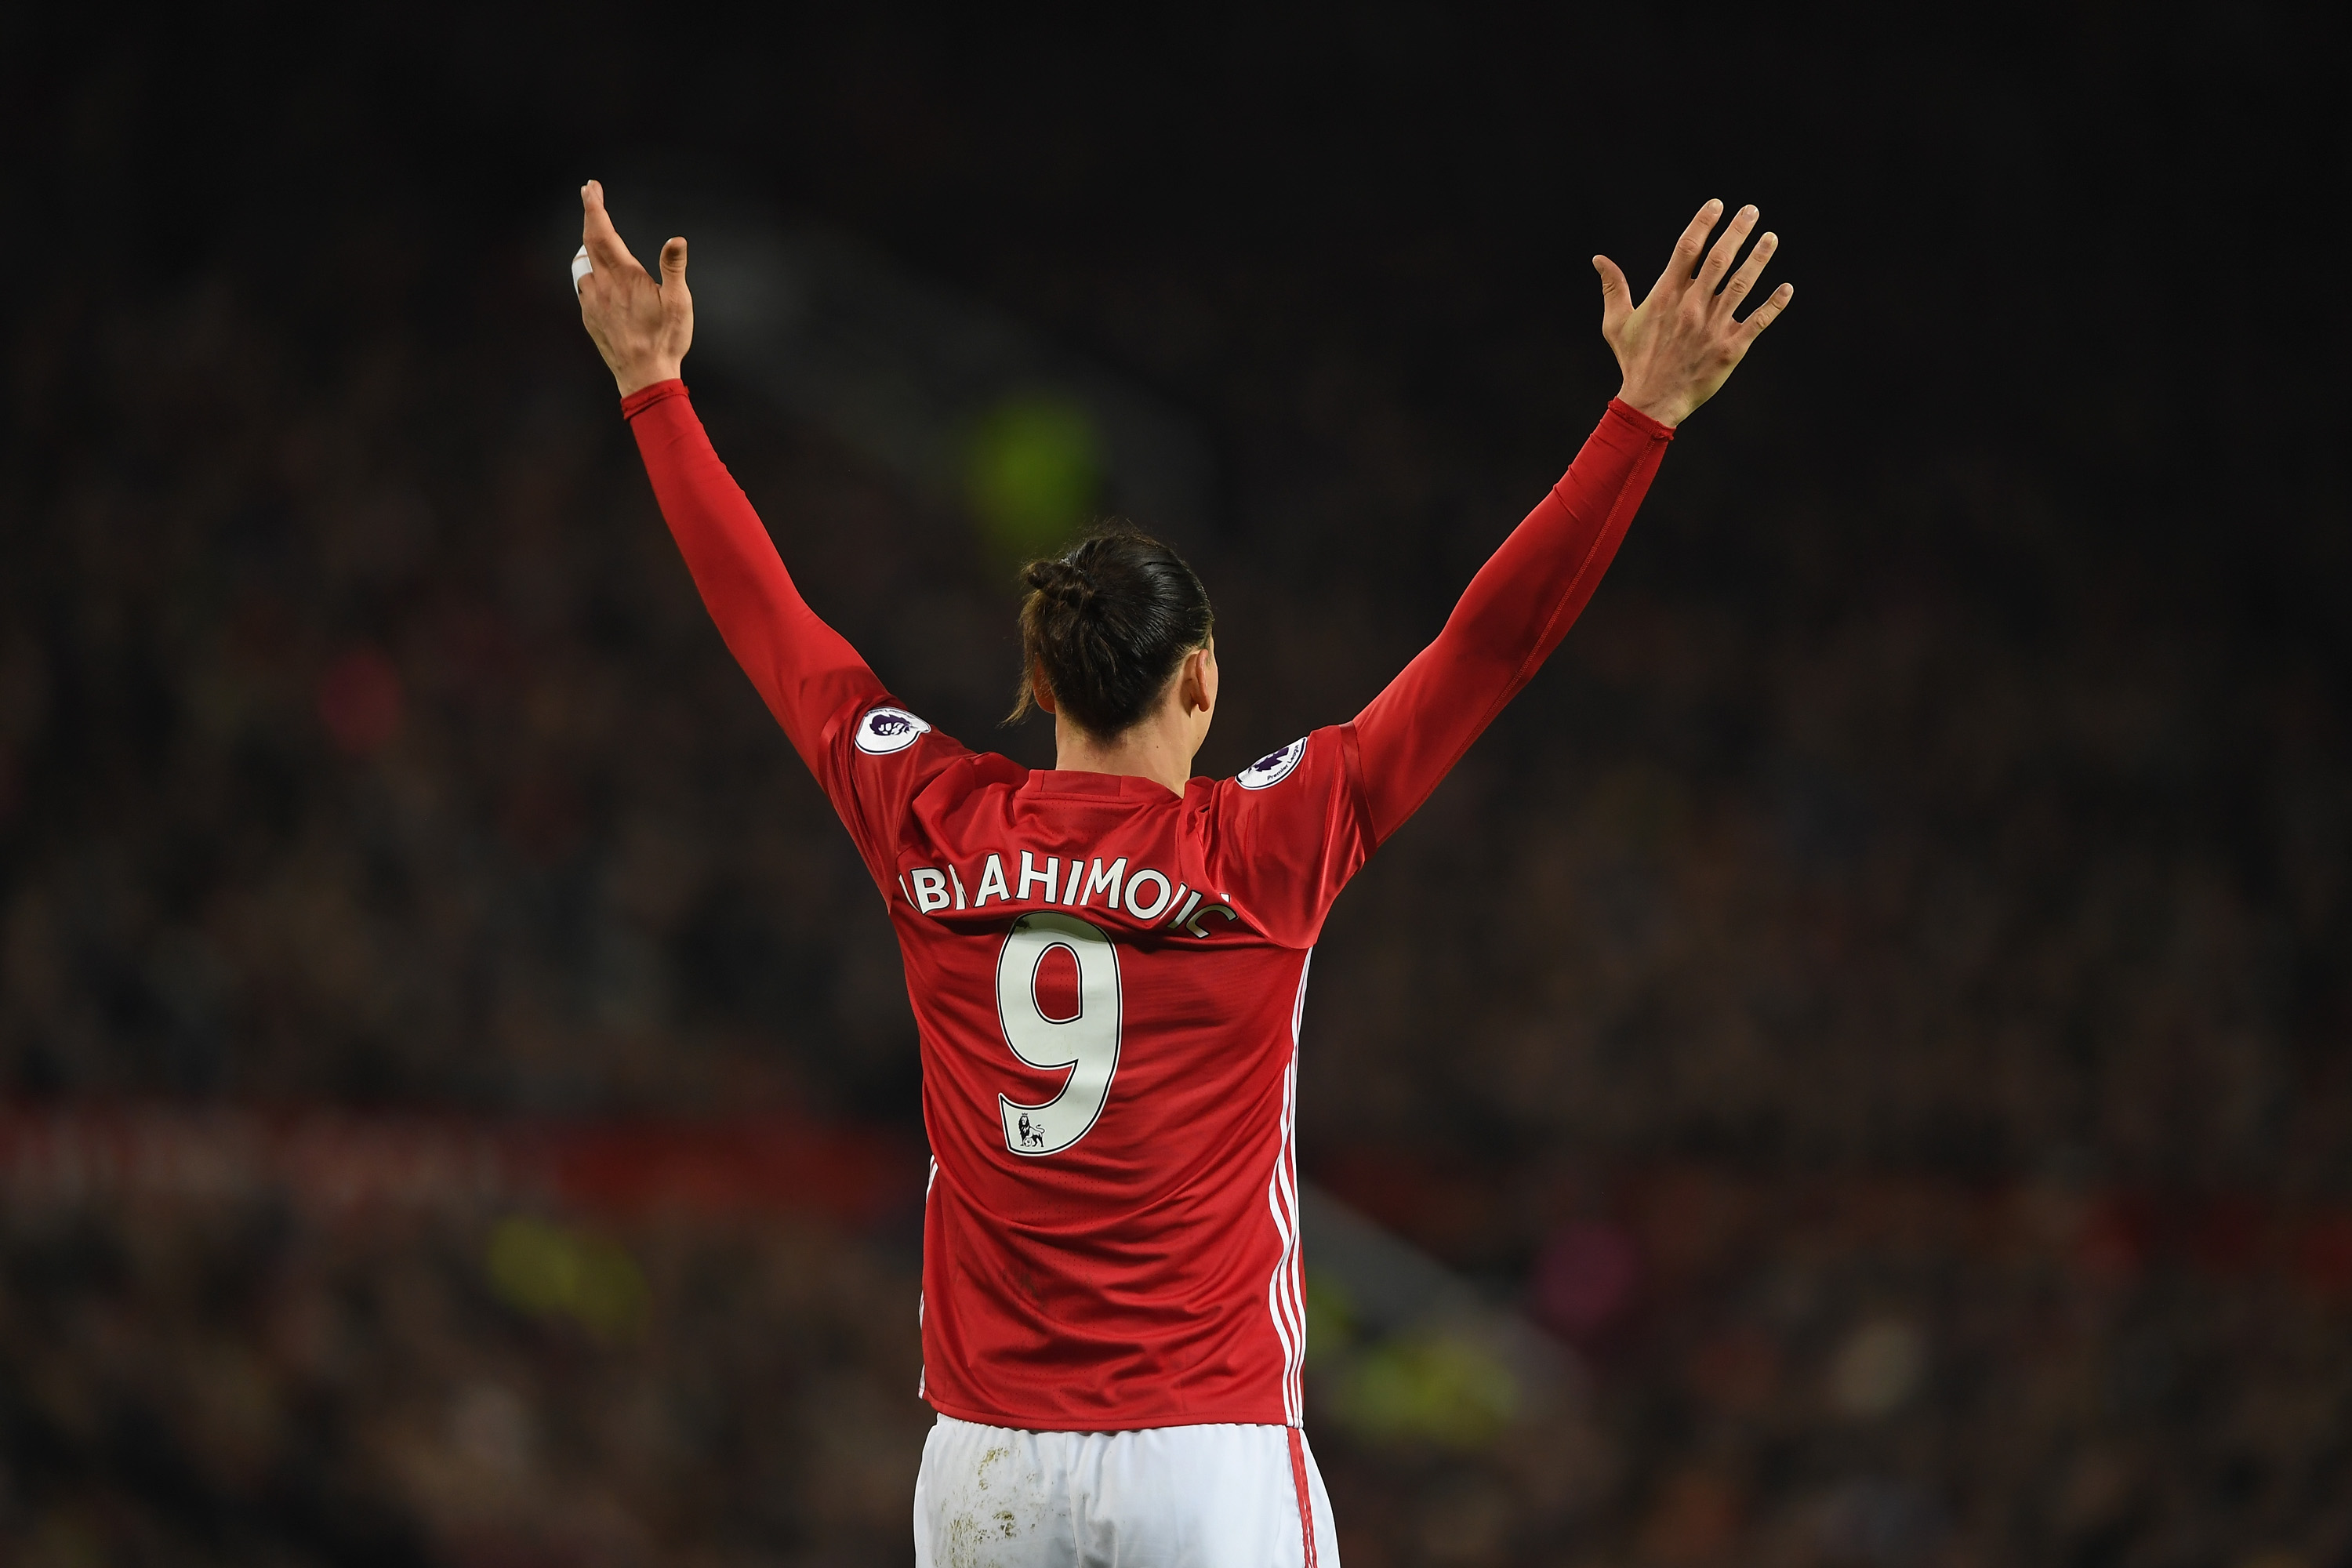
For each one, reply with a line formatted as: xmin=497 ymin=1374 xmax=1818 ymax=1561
xmin=1051 ymin=714 xmax=1194 ymax=800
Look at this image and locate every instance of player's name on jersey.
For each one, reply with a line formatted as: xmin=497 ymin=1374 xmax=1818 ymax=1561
xmin=896 ymin=852 xmax=1240 ymax=938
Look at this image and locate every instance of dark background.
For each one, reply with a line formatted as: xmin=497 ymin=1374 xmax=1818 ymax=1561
xmin=2 ymin=4 xmax=2348 ymax=1565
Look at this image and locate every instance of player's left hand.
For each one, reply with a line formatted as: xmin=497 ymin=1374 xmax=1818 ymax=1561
xmin=1595 ymin=199 xmax=1792 ymax=428
xmin=575 ymin=180 xmax=692 ymax=396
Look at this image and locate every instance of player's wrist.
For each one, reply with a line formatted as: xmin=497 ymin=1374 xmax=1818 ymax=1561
xmin=614 ymin=357 xmax=683 ymax=398
xmin=1615 ymin=380 xmax=1690 ymax=428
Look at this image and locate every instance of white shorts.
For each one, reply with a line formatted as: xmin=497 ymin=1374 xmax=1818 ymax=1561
xmin=913 ymin=1414 xmax=1341 ymax=1568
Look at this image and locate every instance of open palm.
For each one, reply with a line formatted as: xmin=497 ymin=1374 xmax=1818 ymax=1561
xmin=1594 ymin=199 xmax=1792 ymax=427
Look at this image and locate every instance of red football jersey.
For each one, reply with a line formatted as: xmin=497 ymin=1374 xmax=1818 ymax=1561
xmin=623 ymin=379 xmax=1671 ymax=1430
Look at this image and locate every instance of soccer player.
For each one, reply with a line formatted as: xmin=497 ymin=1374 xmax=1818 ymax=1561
xmin=573 ymin=180 xmax=1789 ymax=1566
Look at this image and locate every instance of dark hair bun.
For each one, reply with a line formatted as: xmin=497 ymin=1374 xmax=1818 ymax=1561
xmin=1022 ymin=557 xmax=1097 ymax=613
xmin=1009 ymin=526 xmax=1214 ymax=740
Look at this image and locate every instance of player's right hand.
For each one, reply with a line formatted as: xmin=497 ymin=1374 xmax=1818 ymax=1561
xmin=1594 ymin=199 xmax=1792 ymax=428
xmin=576 ymin=180 xmax=692 ymax=397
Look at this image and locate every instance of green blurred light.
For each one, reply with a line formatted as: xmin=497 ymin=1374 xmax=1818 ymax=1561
xmin=486 ymin=1216 xmax=649 ymax=1341
xmin=1331 ymin=1329 xmax=1519 ymax=1450
xmin=1304 ymin=1270 xmax=1357 ymax=1367
xmin=966 ymin=393 xmax=1102 ymax=560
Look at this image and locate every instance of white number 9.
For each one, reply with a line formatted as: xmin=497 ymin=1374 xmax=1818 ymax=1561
xmin=995 ymin=913 xmax=1123 ymax=1156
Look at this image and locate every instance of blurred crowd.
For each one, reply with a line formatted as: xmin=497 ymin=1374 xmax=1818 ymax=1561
xmin=0 ymin=1191 xmax=931 ymax=1566
xmin=1312 ymin=1155 xmax=2352 ymax=1567
xmin=2 ymin=187 xmax=2347 ymax=1566
xmin=7 ymin=1133 xmax=2350 ymax=1566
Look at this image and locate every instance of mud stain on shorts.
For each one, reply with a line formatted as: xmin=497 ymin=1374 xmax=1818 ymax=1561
xmin=940 ymin=1439 xmax=1054 ymax=1568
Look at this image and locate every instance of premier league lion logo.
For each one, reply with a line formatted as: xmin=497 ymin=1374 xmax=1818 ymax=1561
xmin=1236 ymin=737 xmax=1307 ymax=790
xmin=855 ymin=705 xmax=933 ymax=755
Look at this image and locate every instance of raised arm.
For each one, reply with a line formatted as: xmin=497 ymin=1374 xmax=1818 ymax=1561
xmin=1353 ymin=199 xmax=1792 ymax=841
xmin=573 ymin=181 xmax=881 ymax=771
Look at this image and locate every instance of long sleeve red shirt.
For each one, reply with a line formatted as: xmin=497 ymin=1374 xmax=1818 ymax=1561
xmin=623 ymin=379 xmax=1669 ymax=1429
